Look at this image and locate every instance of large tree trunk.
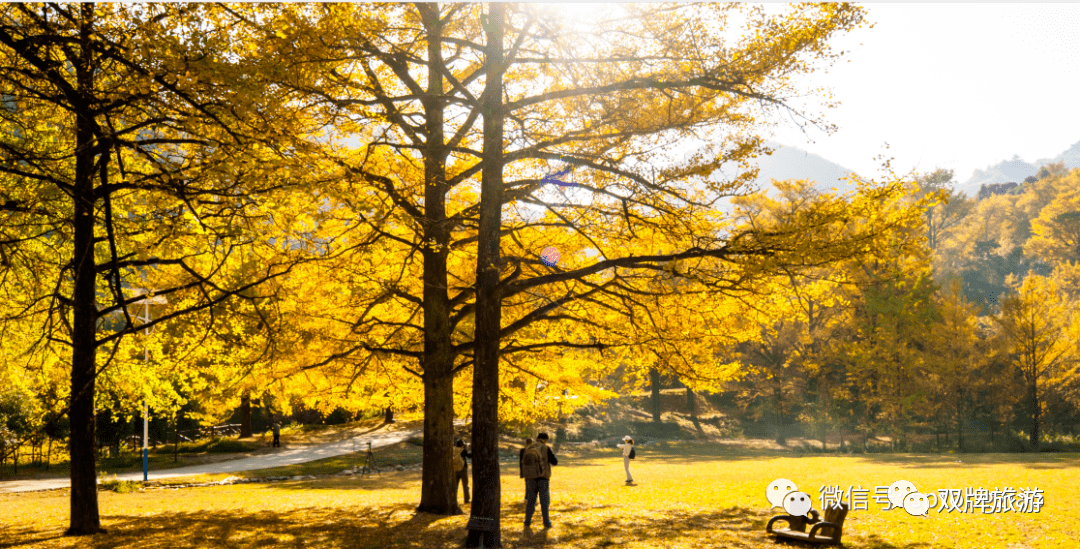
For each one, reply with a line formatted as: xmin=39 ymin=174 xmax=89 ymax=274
xmin=239 ymin=393 xmax=252 ymax=438
xmin=649 ymin=367 xmax=662 ymax=423
xmin=466 ymin=5 xmax=505 ymax=547
xmin=1029 ymin=379 xmax=1040 ymax=450
xmin=67 ymin=6 xmax=103 ymax=534
xmin=417 ymin=370 xmax=458 ymax=514
xmin=774 ymin=384 xmax=786 ymax=446
xmin=174 ymin=411 xmax=180 ymax=463
xmin=988 ymin=370 xmax=997 ymax=449
xmin=687 ymin=386 xmax=703 ymax=434
xmin=415 ymin=3 xmax=459 ymax=516
xmin=955 ymin=389 xmax=964 ymax=452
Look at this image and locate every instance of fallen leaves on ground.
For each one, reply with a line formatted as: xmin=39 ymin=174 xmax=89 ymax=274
xmin=1 ymin=446 xmax=1075 ymax=548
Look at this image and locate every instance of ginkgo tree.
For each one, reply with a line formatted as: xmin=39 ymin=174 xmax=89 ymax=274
xmin=462 ymin=3 xmax=943 ymax=544
xmin=222 ymin=1 xmax=888 ymax=527
xmin=996 ymin=274 xmax=1079 ymax=449
xmin=198 ymin=7 xmax=943 ymax=545
xmin=1026 ymin=168 xmax=1080 ymax=267
xmin=0 ymin=3 xmax=934 ymax=543
xmin=0 ymin=3 xmax=338 ymax=535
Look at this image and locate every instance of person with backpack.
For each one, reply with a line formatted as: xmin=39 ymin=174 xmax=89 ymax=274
xmin=454 ymin=438 xmax=471 ymax=504
xmin=616 ymin=436 xmax=635 ymax=483
xmin=520 ymin=432 xmax=558 ymax=529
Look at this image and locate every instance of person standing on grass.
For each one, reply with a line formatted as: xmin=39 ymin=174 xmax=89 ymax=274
xmin=616 ymin=436 xmax=635 ymax=483
xmin=272 ymin=422 xmax=281 ymax=448
xmin=521 ymin=432 xmax=558 ymax=529
xmin=454 ymin=438 xmax=472 ymax=504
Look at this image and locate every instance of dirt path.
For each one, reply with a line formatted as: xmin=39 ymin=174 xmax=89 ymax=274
xmin=0 ymin=424 xmax=423 ymax=494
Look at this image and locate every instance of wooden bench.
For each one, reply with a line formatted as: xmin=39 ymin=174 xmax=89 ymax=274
xmin=766 ymin=503 xmax=848 ymax=545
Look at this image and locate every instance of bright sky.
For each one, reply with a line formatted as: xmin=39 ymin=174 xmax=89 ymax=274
xmin=768 ymin=3 xmax=1080 ymax=182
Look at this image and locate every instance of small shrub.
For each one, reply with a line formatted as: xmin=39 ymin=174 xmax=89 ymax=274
xmin=153 ymin=438 xmax=257 ymax=455
xmin=324 ymin=407 xmax=353 ymax=425
xmin=573 ymin=425 xmax=607 ymax=443
xmin=100 ymin=479 xmax=140 ymax=493
xmin=205 ymin=439 xmax=258 ymax=453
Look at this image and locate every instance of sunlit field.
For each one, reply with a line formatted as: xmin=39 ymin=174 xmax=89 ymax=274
xmin=2 ymin=443 xmax=1075 ymax=549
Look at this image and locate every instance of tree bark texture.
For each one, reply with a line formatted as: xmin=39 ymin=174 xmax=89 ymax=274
xmin=687 ymin=387 xmax=703 ymax=434
xmin=466 ymin=5 xmax=505 ymax=547
xmin=67 ymin=5 xmax=103 ymax=535
xmin=1029 ymin=380 xmax=1040 ymax=450
xmin=418 ymin=371 xmax=459 ymax=514
xmin=955 ymin=389 xmax=964 ymax=452
xmin=650 ymin=367 xmax=662 ymax=423
xmin=415 ymin=3 xmax=460 ymax=516
xmin=240 ymin=393 xmax=252 ymax=438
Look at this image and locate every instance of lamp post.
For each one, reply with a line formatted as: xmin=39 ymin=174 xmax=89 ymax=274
xmin=131 ymin=288 xmax=166 ymax=482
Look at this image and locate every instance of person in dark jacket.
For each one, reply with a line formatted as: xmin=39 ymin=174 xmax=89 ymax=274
xmin=521 ymin=432 xmax=558 ymax=529
xmin=455 ymin=438 xmax=472 ymax=504
xmin=271 ymin=423 xmax=281 ymax=448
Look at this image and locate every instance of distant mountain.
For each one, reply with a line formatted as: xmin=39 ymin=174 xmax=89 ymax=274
xmin=1034 ymin=138 xmax=1080 ymax=171
xmin=749 ymin=140 xmax=857 ymax=194
xmin=957 ymin=139 xmax=1080 ymax=197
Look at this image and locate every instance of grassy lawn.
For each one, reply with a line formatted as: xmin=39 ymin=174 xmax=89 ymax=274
xmin=1 ymin=443 xmax=1075 ymax=548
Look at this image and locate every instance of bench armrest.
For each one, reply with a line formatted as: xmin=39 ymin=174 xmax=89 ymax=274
xmin=766 ymin=509 xmax=820 ymax=533
xmin=808 ymin=521 xmax=841 ymax=541
xmin=764 ymin=514 xmax=790 ymax=531
xmin=765 ymin=515 xmax=793 ymax=533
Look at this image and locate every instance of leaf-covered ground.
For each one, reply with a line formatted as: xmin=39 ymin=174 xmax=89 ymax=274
xmin=2 ymin=444 xmax=1075 ymax=548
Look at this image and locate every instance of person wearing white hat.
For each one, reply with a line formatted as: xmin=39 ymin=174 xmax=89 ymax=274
xmin=616 ymin=436 xmax=635 ymax=483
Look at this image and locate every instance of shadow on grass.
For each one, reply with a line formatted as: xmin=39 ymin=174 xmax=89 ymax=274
xmin=1 ymin=501 xmax=954 ymax=549
xmin=229 ymin=473 xmax=425 ymax=492
xmin=517 ymin=506 xmax=782 ymax=548
xmin=849 ymin=533 xmax=937 ymax=549
xmin=4 ymin=504 xmax=452 ymax=549
xmin=0 ymin=530 xmax=68 ymax=548
xmin=253 ymin=462 xmax=527 ymax=492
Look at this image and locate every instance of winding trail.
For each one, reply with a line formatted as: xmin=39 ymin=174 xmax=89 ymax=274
xmin=0 ymin=425 xmax=423 ymax=494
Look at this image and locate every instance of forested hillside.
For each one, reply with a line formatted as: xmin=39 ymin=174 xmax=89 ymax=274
xmin=957 ymin=139 xmax=1080 ymax=196
xmin=713 ymin=163 xmax=1080 ymax=454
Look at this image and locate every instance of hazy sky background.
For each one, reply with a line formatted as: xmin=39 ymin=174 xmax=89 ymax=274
xmin=768 ymin=3 xmax=1080 ymax=181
